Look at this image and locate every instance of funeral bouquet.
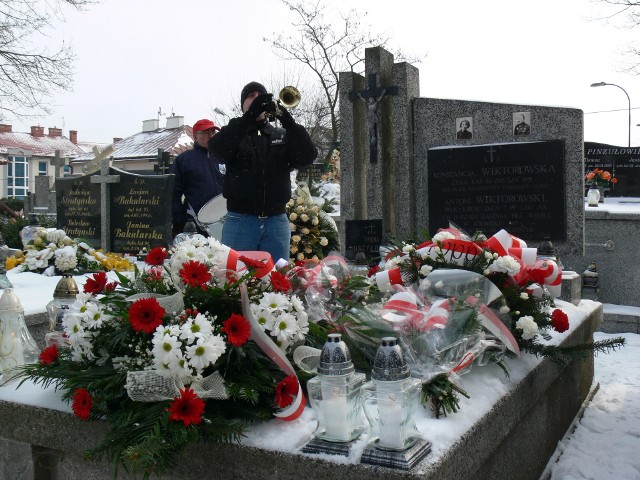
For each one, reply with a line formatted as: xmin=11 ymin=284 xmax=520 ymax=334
xmin=292 ymin=228 xmax=625 ymax=417
xmin=6 ymin=227 xmax=133 ymax=275
xmin=286 ymin=183 xmax=339 ymax=262
xmin=585 ymin=168 xmax=617 ymax=189
xmin=16 ymin=237 xmax=310 ymax=478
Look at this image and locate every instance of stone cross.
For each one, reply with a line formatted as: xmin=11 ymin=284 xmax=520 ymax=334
xmin=90 ymin=158 xmax=120 ymax=251
xmin=50 ymin=150 xmax=68 ymax=178
xmin=151 ymin=148 xmax=172 ymax=174
xmin=83 ymin=145 xmax=116 ymax=175
xmin=348 ymin=73 xmax=399 ymax=163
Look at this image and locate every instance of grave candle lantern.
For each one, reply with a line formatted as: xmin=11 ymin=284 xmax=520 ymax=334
xmin=0 ymin=288 xmax=40 ymax=381
xmin=45 ymin=274 xmax=78 ymax=347
xmin=362 ymin=337 xmax=422 ymax=451
xmin=306 ymin=333 xmax=366 ymax=443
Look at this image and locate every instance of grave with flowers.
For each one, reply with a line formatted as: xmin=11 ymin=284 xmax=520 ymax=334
xmin=0 ymin=227 xmax=623 ymax=480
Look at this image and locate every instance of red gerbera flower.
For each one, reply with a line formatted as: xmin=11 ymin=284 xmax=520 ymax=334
xmin=221 ymin=313 xmax=251 ymax=347
xmin=145 ymin=246 xmax=168 ymax=266
xmin=274 ymin=375 xmax=299 ymax=408
xmin=179 ymin=260 xmax=212 ymax=287
xmin=39 ymin=344 xmax=59 ymax=366
xmin=167 ymin=388 xmax=206 ymax=426
xmin=72 ymin=388 xmax=93 ymax=420
xmin=270 ymin=271 xmax=292 ymax=293
xmin=128 ymin=297 xmax=166 ymax=333
xmin=551 ymin=309 xmax=569 ymax=333
xmin=84 ymin=271 xmax=108 ymax=294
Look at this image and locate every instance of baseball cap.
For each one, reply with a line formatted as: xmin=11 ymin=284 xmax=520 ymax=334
xmin=192 ymin=119 xmax=220 ymax=133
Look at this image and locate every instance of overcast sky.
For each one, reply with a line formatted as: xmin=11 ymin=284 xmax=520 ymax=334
xmin=9 ymin=0 xmax=640 ymax=147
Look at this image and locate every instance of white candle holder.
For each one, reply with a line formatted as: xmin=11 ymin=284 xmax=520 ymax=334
xmin=304 ymin=333 xmax=366 ymax=455
xmin=0 ymin=288 xmax=40 ymax=381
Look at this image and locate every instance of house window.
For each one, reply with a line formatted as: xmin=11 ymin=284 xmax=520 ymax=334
xmin=7 ymin=156 xmax=29 ymax=199
xmin=38 ymin=161 xmax=47 ymax=176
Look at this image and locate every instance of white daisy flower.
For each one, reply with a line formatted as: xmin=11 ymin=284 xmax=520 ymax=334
xmin=185 ymin=335 xmax=226 ymax=371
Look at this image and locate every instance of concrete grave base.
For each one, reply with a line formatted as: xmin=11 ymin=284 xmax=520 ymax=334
xmin=0 ymin=303 xmax=601 ymax=480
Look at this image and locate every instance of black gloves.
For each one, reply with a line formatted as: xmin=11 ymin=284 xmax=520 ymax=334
xmin=244 ymin=93 xmax=274 ymax=120
xmin=277 ymin=104 xmax=295 ymax=129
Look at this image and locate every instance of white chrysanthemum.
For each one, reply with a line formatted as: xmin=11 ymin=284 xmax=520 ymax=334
xmin=251 ymin=305 xmax=277 ymax=331
xmin=311 ymin=205 xmax=319 ymax=214
xmin=46 ymin=229 xmax=67 ymax=245
xmin=516 ymin=316 xmax=538 ymax=340
xmin=152 ymin=332 xmax=183 ymax=364
xmin=185 ymin=335 xmax=226 ymax=371
xmin=154 ymin=355 xmax=193 ymax=379
xmin=311 ymin=217 xmax=319 ymax=226
xmin=319 ymin=237 xmax=328 ymax=247
xmin=290 ymin=295 xmax=305 ymax=313
xmin=286 ymin=199 xmax=295 ymax=208
xmin=156 ymin=323 xmax=181 ymax=338
xmin=493 ymin=256 xmax=521 ymax=276
xmin=54 ymin=245 xmax=78 ymax=271
xmin=292 ymin=235 xmax=301 ymax=243
xmin=304 ymin=247 xmax=312 ymax=254
xmin=300 ymin=214 xmax=309 ymax=222
xmin=271 ymin=312 xmax=299 ymax=344
xmin=259 ymin=292 xmax=290 ymax=311
xmin=289 ymin=212 xmax=298 ymax=221
xmin=296 ymin=196 xmax=304 ymax=205
xmin=84 ymin=303 xmax=111 ymax=329
xmin=520 ymin=292 xmax=529 ymax=300
xmin=296 ymin=205 xmax=305 ymax=213
xmin=432 ymin=231 xmax=456 ymax=243
xmin=296 ymin=314 xmax=309 ymax=341
xmin=180 ymin=313 xmax=213 ymax=343
xmin=301 ymin=227 xmax=310 ymax=235
xmin=484 ymin=251 xmax=494 ymax=260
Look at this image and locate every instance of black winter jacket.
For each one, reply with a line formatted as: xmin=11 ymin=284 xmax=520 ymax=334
xmin=170 ymin=143 xmax=224 ymax=229
xmin=209 ymin=117 xmax=317 ymax=216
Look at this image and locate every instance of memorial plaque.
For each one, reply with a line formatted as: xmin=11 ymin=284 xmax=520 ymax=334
xmin=584 ymin=142 xmax=640 ymax=197
xmin=55 ymin=174 xmax=101 ymax=246
xmin=110 ymin=169 xmax=173 ymax=254
xmin=298 ymin=163 xmax=327 ymax=184
xmin=428 ymin=140 xmax=566 ymax=241
xmin=344 ymin=219 xmax=383 ymax=260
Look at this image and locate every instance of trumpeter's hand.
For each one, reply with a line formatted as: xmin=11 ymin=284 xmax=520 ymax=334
xmin=244 ymin=93 xmax=274 ymax=120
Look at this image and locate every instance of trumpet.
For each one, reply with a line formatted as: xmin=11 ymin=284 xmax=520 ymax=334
xmin=267 ymin=86 xmax=301 ymax=119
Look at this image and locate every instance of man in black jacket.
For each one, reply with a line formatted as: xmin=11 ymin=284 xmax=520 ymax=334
xmin=171 ymin=119 xmax=224 ymax=237
xmin=208 ymin=81 xmax=317 ymax=262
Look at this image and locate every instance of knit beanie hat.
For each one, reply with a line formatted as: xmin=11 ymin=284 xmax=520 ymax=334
xmin=240 ymin=81 xmax=267 ymax=108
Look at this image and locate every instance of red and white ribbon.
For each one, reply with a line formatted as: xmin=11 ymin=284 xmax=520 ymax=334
xmin=375 ymin=267 xmax=404 ymax=292
xmin=416 ymin=239 xmax=483 ymax=266
xmin=381 ymin=290 xmax=429 ymax=329
xmin=240 ymin=285 xmax=305 ymax=421
xmin=527 ymin=259 xmax=562 ymax=297
xmin=465 ymin=296 xmax=520 ymax=356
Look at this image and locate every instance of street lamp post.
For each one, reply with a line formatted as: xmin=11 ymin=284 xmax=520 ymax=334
xmin=590 ymin=81 xmax=631 ymax=147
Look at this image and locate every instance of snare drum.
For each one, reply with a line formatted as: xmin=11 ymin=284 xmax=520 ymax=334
xmin=197 ymin=194 xmax=227 ymax=240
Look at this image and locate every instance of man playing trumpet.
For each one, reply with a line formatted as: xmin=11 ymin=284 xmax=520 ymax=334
xmin=208 ymin=81 xmax=317 ymax=262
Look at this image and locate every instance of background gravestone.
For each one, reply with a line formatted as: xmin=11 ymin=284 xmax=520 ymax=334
xmin=344 ymin=219 xmax=383 ymax=261
xmin=428 ymin=140 xmax=566 ymax=241
xmin=110 ymin=169 xmax=173 ymax=254
xmin=584 ymin=142 xmax=640 ymax=197
xmin=56 ymin=174 xmax=101 ymax=247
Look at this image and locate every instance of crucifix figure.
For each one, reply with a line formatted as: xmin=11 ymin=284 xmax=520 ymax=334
xmin=83 ymin=145 xmax=116 ymax=175
xmin=90 ymin=158 xmax=120 ymax=251
xmin=349 ymin=73 xmax=399 ymax=163
xmin=50 ymin=150 xmax=69 ymax=178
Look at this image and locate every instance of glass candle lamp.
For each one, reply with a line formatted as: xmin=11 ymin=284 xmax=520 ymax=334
xmin=45 ymin=274 xmax=78 ymax=348
xmin=362 ymin=337 xmax=422 ymax=451
xmin=306 ymin=333 xmax=366 ymax=443
xmin=0 ymin=288 xmax=40 ymax=381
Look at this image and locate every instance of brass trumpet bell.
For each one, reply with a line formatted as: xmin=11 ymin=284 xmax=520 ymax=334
xmin=279 ymin=86 xmax=301 ymax=109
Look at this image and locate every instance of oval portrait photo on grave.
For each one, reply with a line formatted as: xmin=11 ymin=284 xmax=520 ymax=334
xmin=513 ymin=111 xmax=531 ymax=136
xmin=456 ymin=116 xmax=473 ymax=140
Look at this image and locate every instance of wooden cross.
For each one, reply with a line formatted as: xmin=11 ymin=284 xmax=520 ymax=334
xmin=348 ymin=73 xmax=399 ymax=163
xmin=50 ymin=150 xmax=68 ymax=178
xmin=90 ymin=157 xmax=120 ymax=251
xmin=83 ymin=145 xmax=116 ymax=175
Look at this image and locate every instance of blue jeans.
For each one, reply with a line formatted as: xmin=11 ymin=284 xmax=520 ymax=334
xmin=221 ymin=212 xmax=291 ymax=263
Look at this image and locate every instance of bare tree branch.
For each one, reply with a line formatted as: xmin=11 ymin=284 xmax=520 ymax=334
xmin=0 ymin=0 xmax=96 ymax=121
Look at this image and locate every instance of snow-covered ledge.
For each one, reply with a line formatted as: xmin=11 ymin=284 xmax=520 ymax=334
xmin=0 ymin=300 xmax=602 ymax=480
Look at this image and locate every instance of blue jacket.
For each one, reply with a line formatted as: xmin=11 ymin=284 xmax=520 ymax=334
xmin=170 ymin=143 xmax=224 ymax=229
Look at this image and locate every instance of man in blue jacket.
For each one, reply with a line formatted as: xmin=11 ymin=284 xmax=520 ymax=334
xmin=171 ymin=119 xmax=224 ymax=237
xmin=209 ymin=81 xmax=317 ymax=262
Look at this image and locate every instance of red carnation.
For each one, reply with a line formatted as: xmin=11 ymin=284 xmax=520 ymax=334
xmin=239 ymin=255 xmax=266 ymax=270
xmin=368 ymin=264 xmax=381 ymax=277
xmin=39 ymin=344 xmax=59 ymax=366
xmin=270 ymin=271 xmax=292 ymax=293
xmin=145 ymin=246 xmax=168 ymax=266
xmin=179 ymin=260 xmax=212 ymax=287
xmin=551 ymin=309 xmax=569 ymax=333
xmin=128 ymin=297 xmax=166 ymax=333
xmin=84 ymin=271 xmax=108 ymax=294
xmin=105 ymin=281 xmax=117 ymax=292
xmin=274 ymin=375 xmax=299 ymax=408
xmin=221 ymin=313 xmax=251 ymax=347
xmin=167 ymin=388 xmax=206 ymax=426
xmin=72 ymin=388 xmax=93 ymax=420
